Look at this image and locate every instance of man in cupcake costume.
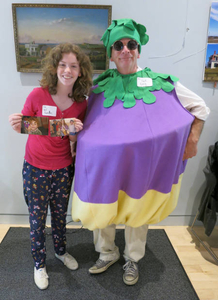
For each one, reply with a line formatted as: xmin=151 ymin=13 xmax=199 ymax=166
xmin=72 ymin=19 xmax=210 ymax=285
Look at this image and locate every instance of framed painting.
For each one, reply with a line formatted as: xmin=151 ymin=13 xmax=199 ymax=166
xmin=204 ymin=2 xmax=218 ymax=82
xmin=12 ymin=3 xmax=112 ymax=73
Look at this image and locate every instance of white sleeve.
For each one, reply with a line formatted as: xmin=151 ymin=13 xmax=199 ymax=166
xmin=175 ymin=81 xmax=210 ymax=121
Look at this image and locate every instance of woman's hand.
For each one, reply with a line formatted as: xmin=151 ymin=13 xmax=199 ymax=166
xmin=74 ymin=118 xmax=84 ymax=133
xmin=9 ymin=113 xmax=23 ymax=133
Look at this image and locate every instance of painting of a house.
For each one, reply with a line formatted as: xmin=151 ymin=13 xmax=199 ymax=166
xmin=208 ymin=50 xmax=218 ymax=68
xmin=12 ymin=4 xmax=112 ymax=73
xmin=204 ymin=44 xmax=218 ymax=81
xmin=25 ymin=42 xmax=39 ymax=56
xmin=204 ymin=2 xmax=218 ymax=81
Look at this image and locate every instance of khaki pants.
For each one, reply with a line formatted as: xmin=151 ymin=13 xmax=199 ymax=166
xmin=93 ymin=224 xmax=149 ymax=263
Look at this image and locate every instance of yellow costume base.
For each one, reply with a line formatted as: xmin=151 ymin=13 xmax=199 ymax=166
xmin=72 ymin=174 xmax=183 ymax=230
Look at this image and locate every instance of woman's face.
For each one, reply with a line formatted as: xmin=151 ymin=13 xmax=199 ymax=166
xmin=57 ymin=52 xmax=81 ymax=88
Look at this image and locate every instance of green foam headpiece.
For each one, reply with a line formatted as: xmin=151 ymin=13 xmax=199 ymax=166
xmin=101 ymin=18 xmax=149 ymax=58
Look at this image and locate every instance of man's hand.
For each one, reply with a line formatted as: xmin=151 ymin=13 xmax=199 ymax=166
xmin=183 ymin=117 xmax=204 ymax=160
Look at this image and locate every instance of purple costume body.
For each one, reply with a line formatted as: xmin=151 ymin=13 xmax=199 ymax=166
xmin=72 ymin=77 xmax=194 ymax=230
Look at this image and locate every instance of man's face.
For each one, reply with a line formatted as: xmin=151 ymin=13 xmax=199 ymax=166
xmin=110 ymin=38 xmax=140 ymax=75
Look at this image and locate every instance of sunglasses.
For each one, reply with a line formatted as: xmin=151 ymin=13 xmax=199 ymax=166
xmin=112 ymin=40 xmax=139 ymax=52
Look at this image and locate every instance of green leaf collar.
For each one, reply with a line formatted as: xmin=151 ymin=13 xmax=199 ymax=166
xmin=93 ymin=68 xmax=179 ymax=108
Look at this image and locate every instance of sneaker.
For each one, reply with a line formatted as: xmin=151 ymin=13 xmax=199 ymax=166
xmin=123 ymin=260 xmax=139 ymax=285
xmin=55 ymin=252 xmax=78 ymax=270
xmin=34 ymin=267 xmax=49 ymax=290
xmin=89 ymin=256 xmax=120 ymax=274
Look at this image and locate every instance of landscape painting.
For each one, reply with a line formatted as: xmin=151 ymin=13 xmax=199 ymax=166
xmin=12 ymin=4 xmax=112 ymax=73
xmin=204 ymin=1 xmax=218 ymax=81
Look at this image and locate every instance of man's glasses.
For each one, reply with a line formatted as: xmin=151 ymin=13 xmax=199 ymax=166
xmin=112 ymin=40 xmax=139 ymax=52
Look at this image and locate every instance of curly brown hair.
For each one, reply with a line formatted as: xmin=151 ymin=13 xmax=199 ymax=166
xmin=28 ymin=117 xmax=40 ymax=126
xmin=40 ymin=43 xmax=93 ymax=102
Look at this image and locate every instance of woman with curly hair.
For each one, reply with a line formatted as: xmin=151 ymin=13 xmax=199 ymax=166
xmin=8 ymin=43 xmax=93 ymax=290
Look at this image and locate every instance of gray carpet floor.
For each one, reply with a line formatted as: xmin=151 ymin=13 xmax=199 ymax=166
xmin=0 ymin=227 xmax=199 ymax=300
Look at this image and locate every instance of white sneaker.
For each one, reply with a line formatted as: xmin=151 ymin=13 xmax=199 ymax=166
xmin=34 ymin=267 xmax=49 ymax=290
xmin=55 ymin=252 xmax=78 ymax=270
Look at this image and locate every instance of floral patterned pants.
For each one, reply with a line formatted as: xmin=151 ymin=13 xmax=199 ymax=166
xmin=22 ymin=160 xmax=74 ymax=269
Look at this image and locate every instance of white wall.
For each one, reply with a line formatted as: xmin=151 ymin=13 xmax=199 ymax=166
xmin=1 ymin=0 xmax=217 ymax=225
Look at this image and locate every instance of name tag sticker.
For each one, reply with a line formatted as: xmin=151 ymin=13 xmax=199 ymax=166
xmin=137 ymin=77 xmax=153 ymax=87
xmin=42 ymin=105 xmax=57 ymax=116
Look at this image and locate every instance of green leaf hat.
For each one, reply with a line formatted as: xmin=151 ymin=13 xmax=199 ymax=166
xmin=101 ymin=18 xmax=149 ymax=58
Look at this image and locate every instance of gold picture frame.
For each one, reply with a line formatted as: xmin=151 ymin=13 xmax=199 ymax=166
xmin=12 ymin=3 xmax=112 ymax=73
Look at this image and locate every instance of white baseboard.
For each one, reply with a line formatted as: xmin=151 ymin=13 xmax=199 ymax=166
xmin=0 ymin=214 xmax=210 ymax=226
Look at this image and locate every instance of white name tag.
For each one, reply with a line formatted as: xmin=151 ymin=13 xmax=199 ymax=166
xmin=42 ymin=105 xmax=57 ymax=116
xmin=137 ymin=77 xmax=153 ymax=87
